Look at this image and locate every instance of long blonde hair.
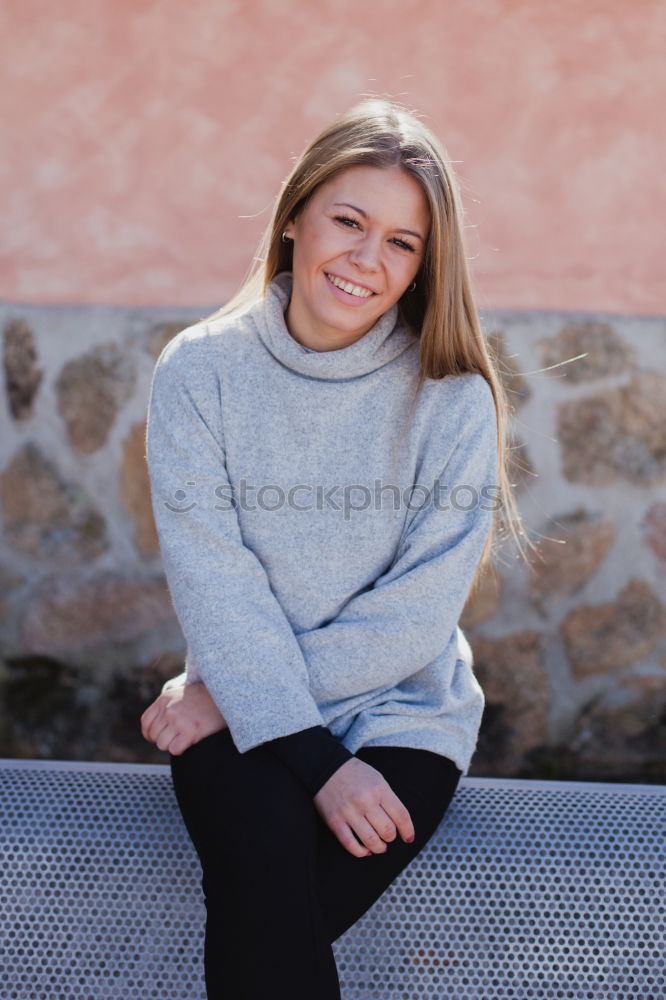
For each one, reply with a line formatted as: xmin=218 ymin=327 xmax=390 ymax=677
xmin=202 ymin=99 xmax=538 ymax=593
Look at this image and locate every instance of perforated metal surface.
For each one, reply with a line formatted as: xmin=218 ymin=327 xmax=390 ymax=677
xmin=1 ymin=761 xmax=664 ymax=1000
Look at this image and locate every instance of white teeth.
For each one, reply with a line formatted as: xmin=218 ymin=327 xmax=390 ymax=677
xmin=327 ymin=274 xmax=373 ymax=298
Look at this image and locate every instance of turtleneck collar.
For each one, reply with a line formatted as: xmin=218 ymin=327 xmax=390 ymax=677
xmin=249 ymin=271 xmax=418 ymax=380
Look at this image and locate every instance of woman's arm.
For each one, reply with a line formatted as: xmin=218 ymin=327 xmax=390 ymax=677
xmin=145 ymin=329 xmax=325 ymax=753
xmin=298 ymin=375 xmax=499 ymax=702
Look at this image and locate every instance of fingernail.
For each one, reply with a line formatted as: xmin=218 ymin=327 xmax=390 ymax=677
xmin=405 ymin=835 xmax=415 ymax=843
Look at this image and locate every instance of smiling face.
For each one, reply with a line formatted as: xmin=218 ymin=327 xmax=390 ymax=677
xmin=282 ymin=164 xmax=430 ymax=351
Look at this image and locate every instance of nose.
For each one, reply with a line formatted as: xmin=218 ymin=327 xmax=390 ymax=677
xmin=348 ymin=232 xmax=381 ymax=273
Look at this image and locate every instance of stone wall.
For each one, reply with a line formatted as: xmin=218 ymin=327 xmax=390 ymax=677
xmin=1 ymin=303 xmax=664 ymax=779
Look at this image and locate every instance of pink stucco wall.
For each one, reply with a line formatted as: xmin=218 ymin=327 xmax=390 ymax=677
xmin=2 ymin=0 xmax=664 ymax=314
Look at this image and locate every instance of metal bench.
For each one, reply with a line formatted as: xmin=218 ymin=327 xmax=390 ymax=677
xmin=1 ymin=758 xmax=664 ymax=999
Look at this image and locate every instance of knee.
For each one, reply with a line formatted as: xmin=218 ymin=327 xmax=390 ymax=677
xmin=173 ymin=744 xmax=317 ymax=860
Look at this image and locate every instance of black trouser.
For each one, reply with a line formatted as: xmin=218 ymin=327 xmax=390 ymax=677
xmin=170 ymin=728 xmax=461 ymax=1000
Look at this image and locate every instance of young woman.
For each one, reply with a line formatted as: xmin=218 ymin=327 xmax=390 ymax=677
xmin=140 ymin=98 xmax=530 ymax=999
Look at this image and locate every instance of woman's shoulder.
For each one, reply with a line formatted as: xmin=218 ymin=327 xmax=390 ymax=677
xmin=412 ymin=372 xmax=497 ymax=470
xmin=154 ymin=305 xmax=258 ymax=372
xmin=419 ymin=370 xmax=496 ymax=423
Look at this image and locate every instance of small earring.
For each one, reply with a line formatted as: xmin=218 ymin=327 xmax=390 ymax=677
xmin=281 ymin=232 xmax=291 ymax=244
xmin=409 ymin=280 xmax=416 ymax=292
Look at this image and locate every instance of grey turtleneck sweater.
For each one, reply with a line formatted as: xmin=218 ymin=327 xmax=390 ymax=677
xmin=146 ymin=272 xmax=498 ymax=791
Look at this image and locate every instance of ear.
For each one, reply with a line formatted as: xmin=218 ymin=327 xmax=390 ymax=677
xmin=283 ymin=219 xmax=296 ymax=240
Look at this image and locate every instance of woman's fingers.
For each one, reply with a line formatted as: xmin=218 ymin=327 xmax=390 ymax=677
xmin=361 ymin=801 xmax=401 ymax=848
xmin=331 ymin=821 xmax=373 ymax=859
xmin=139 ymin=698 xmax=162 ymax=740
xmin=152 ymin=713 xmax=199 ymax=753
xmin=349 ymin=796 xmax=414 ymax=855
xmin=140 ymin=692 xmax=181 ymax=746
xmin=142 ymin=702 xmax=168 ymax=744
xmin=140 ymin=683 xmax=227 ymax=754
xmin=152 ymin=706 xmax=196 ymax=751
xmin=167 ymin=730 xmax=194 ymax=756
xmin=350 ymin=812 xmax=391 ymax=854
xmin=155 ymin=721 xmax=178 ymax=752
xmin=378 ymin=790 xmax=415 ymax=844
xmin=140 ymin=689 xmax=193 ymax=745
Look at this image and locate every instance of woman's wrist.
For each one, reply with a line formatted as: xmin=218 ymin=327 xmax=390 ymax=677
xmin=263 ymin=725 xmax=355 ymax=796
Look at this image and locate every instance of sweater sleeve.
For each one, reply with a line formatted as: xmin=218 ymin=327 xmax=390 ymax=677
xmin=263 ymin=725 xmax=355 ymax=796
xmin=145 ymin=330 xmax=326 ymax=754
xmin=296 ymin=376 xmax=499 ymax=703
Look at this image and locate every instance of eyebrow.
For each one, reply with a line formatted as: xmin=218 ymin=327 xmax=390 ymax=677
xmin=332 ymin=202 xmax=425 ymax=241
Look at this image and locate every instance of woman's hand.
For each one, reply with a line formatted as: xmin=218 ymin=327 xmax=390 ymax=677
xmin=313 ymin=757 xmax=415 ymax=858
xmin=140 ymin=681 xmax=227 ymax=755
